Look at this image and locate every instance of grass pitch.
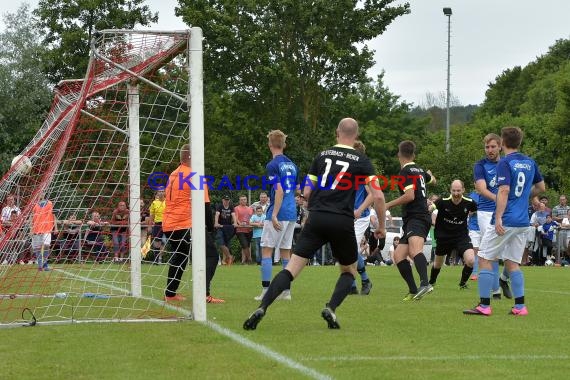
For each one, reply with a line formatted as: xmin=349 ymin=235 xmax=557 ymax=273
xmin=1 ymin=264 xmax=569 ymax=379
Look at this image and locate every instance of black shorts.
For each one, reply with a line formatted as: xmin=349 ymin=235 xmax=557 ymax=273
xmin=435 ymin=236 xmax=473 ymax=257
xmin=236 ymin=231 xmax=252 ymax=248
xmin=400 ymin=215 xmax=431 ymax=245
xmin=294 ymin=211 xmax=357 ymax=266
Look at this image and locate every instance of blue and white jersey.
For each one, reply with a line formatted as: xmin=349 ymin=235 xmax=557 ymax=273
xmin=495 ymin=152 xmax=543 ymax=227
xmin=354 ymin=186 xmax=370 ymax=219
xmin=467 ymin=191 xmax=480 ymax=231
xmin=265 ymin=154 xmax=298 ymax=221
xmin=473 ymin=158 xmax=498 ymax=212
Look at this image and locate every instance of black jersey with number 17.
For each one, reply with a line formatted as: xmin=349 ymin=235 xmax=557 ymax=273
xmin=398 ymin=162 xmax=432 ymax=220
xmin=306 ymin=144 xmax=375 ymax=218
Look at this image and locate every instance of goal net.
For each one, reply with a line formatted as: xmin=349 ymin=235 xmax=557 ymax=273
xmin=0 ymin=29 xmax=206 ymax=327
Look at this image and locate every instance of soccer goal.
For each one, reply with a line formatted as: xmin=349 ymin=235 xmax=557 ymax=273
xmin=0 ymin=28 xmax=207 ymax=327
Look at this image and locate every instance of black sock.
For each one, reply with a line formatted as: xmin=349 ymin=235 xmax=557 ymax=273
xmin=397 ymin=260 xmax=418 ymax=293
xmin=480 ymin=297 xmax=491 ymax=306
xmin=460 ymin=265 xmax=473 ymax=286
xmin=413 ymin=254 xmax=429 ymax=287
xmin=429 ymin=266 xmax=441 ymax=285
xmin=515 ymin=296 xmax=525 ymax=305
xmin=262 ymin=281 xmax=270 ymax=288
xmin=327 ymin=272 xmax=355 ymax=311
xmin=260 ymin=270 xmax=293 ymax=310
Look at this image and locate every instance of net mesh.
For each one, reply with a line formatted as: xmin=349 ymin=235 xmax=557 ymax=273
xmin=0 ymin=30 xmax=195 ymax=325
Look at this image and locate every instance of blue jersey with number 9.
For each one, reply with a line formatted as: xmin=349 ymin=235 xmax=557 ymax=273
xmin=496 ymin=152 xmax=543 ymax=227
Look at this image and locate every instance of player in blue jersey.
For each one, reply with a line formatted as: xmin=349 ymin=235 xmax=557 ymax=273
xmin=473 ymin=133 xmax=512 ymax=299
xmin=464 ymin=126 xmax=545 ymax=316
xmin=351 ymin=140 xmax=373 ymax=295
xmin=254 ymin=130 xmax=299 ymax=301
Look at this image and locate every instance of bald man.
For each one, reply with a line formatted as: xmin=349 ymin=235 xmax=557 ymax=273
xmin=244 ymin=117 xmax=386 ymax=330
xmin=428 ymin=180 xmax=478 ymax=288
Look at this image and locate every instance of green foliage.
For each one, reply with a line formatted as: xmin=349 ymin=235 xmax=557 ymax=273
xmin=0 ymin=4 xmax=52 ymax=174
xmin=34 ymin=0 xmax=159 ymax=83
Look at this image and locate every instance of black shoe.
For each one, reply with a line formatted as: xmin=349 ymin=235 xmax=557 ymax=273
xmin=361 ymin=281 xmax=372 ymax=295
xmin=243 ymin=308 xmax=265 ymax=330
xmin=492 ymin=292 xmax=502 ymax=300
xmin=459 ymin=283 xmax=468 ymax=290
xmin=349 ymin=286 xmax=359 ymax=295
xmin=321 ymin=306 xmax=340 ymax=329
xmin=499 ymin=278 xmax=513 ymax=299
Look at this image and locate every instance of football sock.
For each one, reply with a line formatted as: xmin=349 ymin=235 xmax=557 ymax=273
xmin=397 ymin=260 xmax=418 ymax=293
xmin=261 ymin=257 xmax=272 ymax=283
xmin=328 ymin=272 xmax=355 ymax=311
xmin=413 ymin=253 xmax=429 ymax=287
xmin=510 ymin=270 xmax=525 ymax=307
xmin=429 ymin=266 xmax=441 ymax=285
xmin=478 ymin=269 xmax=494 ymax=303
xmin=260 ymin=269 xmax=293 ymax=310
xmin=472 ymin=253 xmax=479 ymax=274
xmin=491 ymin=261 xmax=500 ymax=292
xmin=460 ymin=264 xmax=473 ymax=286
xmin=357 ymin=254 xmax=369 ymax=281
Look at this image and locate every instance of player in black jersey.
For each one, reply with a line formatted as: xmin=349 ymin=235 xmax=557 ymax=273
xmin=244 ymin=118 xmax=387 ymax=330
xmin=428 ymin=180 xmax=478 ymax=288
xmin=386 ymin=140 xmax=436 ymax=301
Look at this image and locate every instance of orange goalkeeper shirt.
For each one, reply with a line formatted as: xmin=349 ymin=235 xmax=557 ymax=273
xmin=32 ymin=200 xmax=55 ymax=234
xmin=162 ymin=164 xmax=210 ymax=232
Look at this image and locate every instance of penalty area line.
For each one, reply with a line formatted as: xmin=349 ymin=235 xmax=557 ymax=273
xmin=205 ymin=321 xmax=332 ymax=380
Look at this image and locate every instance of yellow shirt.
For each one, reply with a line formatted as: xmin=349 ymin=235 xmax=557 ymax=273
xmin=149 ymin=199 xmax=166 ymax=223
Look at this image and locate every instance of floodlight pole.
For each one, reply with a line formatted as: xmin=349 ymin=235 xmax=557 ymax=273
xmin=443 ymin=7 xmax=452 ymax=153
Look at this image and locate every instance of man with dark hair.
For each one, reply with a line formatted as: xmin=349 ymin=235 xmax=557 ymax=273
xmin=386 ymin=140 xmax=436 ymax=301
xmin=243 ymin=118 xmax=386 ymax=330
xmin=464 ymin=126 xmax=545 ymax=316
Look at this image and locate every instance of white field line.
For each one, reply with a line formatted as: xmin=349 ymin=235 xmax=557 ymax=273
xmin=55 ymin=268 xmax=331 ymax=379
xmin=205 ymin=321 xmax=332 ymax=380
xmin=54 ymin=268 xmax=191 ymax=317
xmin=302 ymin=354 xmax=570 ymax=362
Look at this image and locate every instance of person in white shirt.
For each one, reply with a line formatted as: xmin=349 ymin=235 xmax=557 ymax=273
xmin=1 ymin=195 xmax=21 ymax=227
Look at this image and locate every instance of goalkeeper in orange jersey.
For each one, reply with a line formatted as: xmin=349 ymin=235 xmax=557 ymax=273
xmin=162 ymin=144 xmax=224 ymax=304
xmin=31 ymin=195 xmax=58 ymax=271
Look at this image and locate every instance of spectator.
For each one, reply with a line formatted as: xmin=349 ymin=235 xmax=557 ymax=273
xmin=249 ymin=206 xmax=265 ymax=265
xmin=293 ymin=193 xmax=306 ymax=249
xmin=58 ymin=214 xmax=83 ymax=261
xmin=1 ymin=195 xmax=21 ymax=227
xmin=149 ymin=191 xmax=166 ymax=264
xmin=85 ymin=211 xmax=109 ymax=261
xmin=234 ymin=194 xmax=254 ymax=264
xmin=539 ymin=195 xmax=552 ymax=214
xmin=215 ymin=195 xmax=236 ymax=265
xmin=537 ymin=214 xmax=558 ymax=265
xmin=110 ymin=201 xmax=129 ymax=262
xmin=250 ymin=192 xmax=270 ymax=215
xmin=552 ymin=195 xmax=570 ymax=255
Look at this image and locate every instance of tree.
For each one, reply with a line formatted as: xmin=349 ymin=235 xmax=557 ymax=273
xmin=176 ymin=0 xmax=409 ymax=130
xmin=34 ymin=0 xmax=159 ymax=83
xmin=0 ymin=4 xmax=52 ymax=174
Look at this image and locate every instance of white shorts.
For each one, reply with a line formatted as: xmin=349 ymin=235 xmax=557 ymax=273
xmin=354 ymin=216 xmax=369 ymax=247
xmin=469 ymin=229 xmax=481 ymax=248
xmin=31 ymin=233 xmax=52 ymax=250
xmin=477 ymin=211 xmax=493 ymax=239
xmin=478 ymin=225 xmax=528 ymax=264
xmin=526 ymin=226 xmax=537 ymax=244
xmin=260 ymin=220 xmax=295 ymax=250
